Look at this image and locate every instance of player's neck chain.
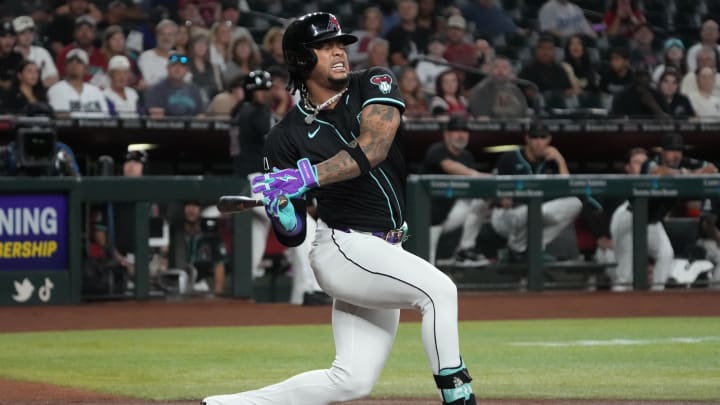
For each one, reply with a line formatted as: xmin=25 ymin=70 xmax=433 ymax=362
xmin=304 ymin=87 xmax=348 ymax=124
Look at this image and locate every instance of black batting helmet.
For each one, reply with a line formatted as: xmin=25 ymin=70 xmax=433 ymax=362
xmin=283 ymin=12 xmax=357 ymax=79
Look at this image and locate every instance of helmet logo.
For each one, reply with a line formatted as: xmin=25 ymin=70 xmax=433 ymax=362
xmin=327 ymin=15 xmax=340 ymax=32
xmin=370 ymin=74 xmax=393 ymax=95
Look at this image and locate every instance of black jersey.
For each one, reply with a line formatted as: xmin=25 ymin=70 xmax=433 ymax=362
xmin=640 ymin=154 xmax=711 ymax=223
xmin=493 ymin=148 xmax=559 ymax=176
xmin=262 ymin=67 xmax=407 ymax=232
xmin=233 ymin=101 xmax=275 ymax=176
xmin=422 ymin=142 xmax=476 ymax=225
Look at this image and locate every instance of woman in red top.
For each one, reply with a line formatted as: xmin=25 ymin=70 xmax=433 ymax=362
xmin=603 ymin=0 xmax=646 ymax=38
xmin=429 ymin=69 xmax=468 ymax=116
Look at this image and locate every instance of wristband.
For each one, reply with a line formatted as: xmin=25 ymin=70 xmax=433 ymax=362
xmin=343 ymin=141 xmax=371 ymax=175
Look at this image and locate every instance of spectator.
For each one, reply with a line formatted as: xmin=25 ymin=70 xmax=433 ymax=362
xmin=562 ymin=34 xmax=599 ymax=94
xmin=55 ymin=16 xmax=106 ymax=83
xmin=209 ymin=20 xmax=233 ymax=71
xmin=629 ymin=23 xmax=659 ymax=72
xmin=175 ymin=22 xmax=192 ymax=55
xmin=385 ymin=0 xmax=432 ymax=68
xmin=491 ymin=124 xmax=582 ymax=262
xmin=422 ymin=114 xmax=491 ymax=267
xmin=357 ymin=37 xmax=390 ymax=69
xmin=687 ymin=67 xmax=720 ymax=118
xmin=681 ymin=46 xmax=720 ymax=97
xmin=223 ymin=34 xmax=261 ymax=87
xmin=268 ymin=66 xmax=293 ymax=118
xmin=443 ymin=15 xmax=475 ymax=69
xmin=518 ymin=35 xmax=575 ymax=109
xmin=188 ymin=33 xmax=223 ymax=104
xmin=177 ymin=0 xmax=205 ymax=28
xmin=218 ymin=0 xmax=253 ymax=41
xmin=599 ymin=46 xmax=633 ymax=102
xmin=428 ymin=69 xmax=467 ymax=115
xmin=94 ymin=25 xmax=140 ymax=89
xmin=347 ymin=6 xmax=384 ymax=68
xmin=462 ymin=0 xmax=520 ymax=39
xmin=415 ymin=35 xmax=449 ymax=96
xmin=2 ymin=60 xmax=47 ymax=114
xmin=397 ymin=65 xmax=428 ymax=117
xmin=468 ymin=56 xmax=527 ymax=118
xmin=652 ymin=38 xmax=687 ymax=84
xmin=45 ymin=0 xmax=102 ymax=55
xmin=656 ymin=70 xmax=695 ymax=118
xmin=206 ymin=74 xmax=244 ymax=118
xmin=103 ymin=55 xmax=140 ymax=118
xmin=0 ymin=21 xmax=23 ymax=92
xmin=260 ymin=26 xmax=285 ymax=69
xmin=47 ymin=48 xmax=109 ymax=118
xmin=538 ymin=0 xmax=596 ymax=39
xmin=686 ymin=18 xmax=720 ymax=74
xmin=610 ymin=69 xmax=668 ymax=118
xmin=145 ymin=53 xmax=205 ymax=118
xmin=137 ymin=19 xmax=178 ymax=88
xmin=417 ymin=0 xmax=439 ymax=32
xmin=612 ymin=134 xmax=717 ymax=290
xmin=473 ymin=37 xmax=495 ymax=75
xmin=602 ymin=0 xmax=645 ymax=39
xmin=12 ymin=16 xmax=59 ymax=88
xmin=170 ymin=200 xmax=227 ymax=295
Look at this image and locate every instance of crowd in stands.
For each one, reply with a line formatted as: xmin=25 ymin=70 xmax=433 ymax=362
xmin=0 ymin=0 xmax=720 ymax=119
xmin=2 ymin=0 xmax=720 ymax=295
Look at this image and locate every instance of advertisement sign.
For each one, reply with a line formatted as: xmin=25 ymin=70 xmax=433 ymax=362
xmin=0 ymin=194 xmax=67 ymax=271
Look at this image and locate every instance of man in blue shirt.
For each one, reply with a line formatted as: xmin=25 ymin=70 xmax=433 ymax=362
xmin=146 ymin=53 xmax=205 ymax=118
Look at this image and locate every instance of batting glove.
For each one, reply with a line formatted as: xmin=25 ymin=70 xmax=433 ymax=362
xmin=265 ymin=196 xmax=298 ymax=233
xmin=251 ymin=158 xmax=319 ymax=200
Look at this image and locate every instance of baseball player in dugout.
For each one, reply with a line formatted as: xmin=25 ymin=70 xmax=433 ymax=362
xmin=491 ymin=123 xmax=583 ymax=262
xmin=203 ymin=12 xmax=476 ymax=405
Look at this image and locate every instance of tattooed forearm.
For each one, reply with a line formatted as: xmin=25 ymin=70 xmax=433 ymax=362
xmin=316 ymin=150 xmax=361 ymax=185
xmin=314 ymin=104 xmax=400 ymax=187
xmin=358 ymin=104 xmax=400 ymax=166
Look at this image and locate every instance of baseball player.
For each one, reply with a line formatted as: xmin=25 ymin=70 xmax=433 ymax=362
xmin=233 ymin=69 xmax=325 ymax=304
xmin=203 ymin=12 xmax=476 ymax=405
xmin=491 ymin=125 xmax=582 ymax=261
xmin=611 ymin=134 xmax=718 ymax=291
xmin=421 ymin=114 xmax=490 ymax=267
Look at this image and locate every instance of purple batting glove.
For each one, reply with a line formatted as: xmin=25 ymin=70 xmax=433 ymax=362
xmin=252 ymin=158 xmax=319 ymax=199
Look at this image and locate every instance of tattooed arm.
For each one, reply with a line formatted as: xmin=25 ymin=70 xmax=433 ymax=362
xmin=315 ymin=103 xmax=401 ymax=186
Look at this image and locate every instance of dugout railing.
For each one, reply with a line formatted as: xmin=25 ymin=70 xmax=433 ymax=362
xmin=404 ymin=174 xmax=720 ymax=292
xmin=2 ymin=174 xmax=720 ymax=305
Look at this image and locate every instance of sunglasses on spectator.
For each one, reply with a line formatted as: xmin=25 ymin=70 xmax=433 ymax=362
xmin=168 ymin=54 xmax=189 ymax=65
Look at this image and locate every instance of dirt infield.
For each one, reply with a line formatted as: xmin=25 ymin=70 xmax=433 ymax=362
xmin=1 ymin=290 xmax=719 ymax=405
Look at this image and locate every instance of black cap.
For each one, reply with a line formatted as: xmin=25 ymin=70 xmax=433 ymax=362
xmin=0 ymin=21 xmax=14 ymax=36
xmin=661 ymin=132 xmax=686 ymax=151
xmin=221 ymin=0 xmax=238 ymax=10
xmin=528 ymin=122 xmax=551 ymax=138
xmin=445 ymin=114 xmax=468 ymax=131
xmin=125 ymin=150 xmax=148 ymax=163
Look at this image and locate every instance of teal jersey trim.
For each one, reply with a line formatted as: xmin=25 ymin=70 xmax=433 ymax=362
xmin=514 ymin=149 xmax=534 ymax=174
xmin=362 ymin=97 xmax=406 ymax=110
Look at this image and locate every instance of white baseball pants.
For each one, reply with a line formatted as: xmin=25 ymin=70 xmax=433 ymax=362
xmin=609 ymin=201 xmax=674 ymax=290
xmin=490 ymin=197 xmax=582 ymax=253
xmin=429 ymin=198 xmax=488 ymax=264
xmin=203 ymin=219 xmax=465 ymax=404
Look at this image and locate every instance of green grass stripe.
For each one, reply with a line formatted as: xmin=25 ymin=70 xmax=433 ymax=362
xmin=0 ymin=317 xmax=718 ymax=401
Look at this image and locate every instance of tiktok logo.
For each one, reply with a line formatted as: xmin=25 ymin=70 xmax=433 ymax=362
xmin=39 ymin=278 xmax=54 ymax=302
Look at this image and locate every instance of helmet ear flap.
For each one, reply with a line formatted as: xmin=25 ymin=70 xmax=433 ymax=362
xmin=285 ymin=46 xmax=316 ymax=76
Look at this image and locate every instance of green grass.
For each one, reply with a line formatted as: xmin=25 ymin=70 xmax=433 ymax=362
xmin=0 ymin=317 xmax=719 ymax=401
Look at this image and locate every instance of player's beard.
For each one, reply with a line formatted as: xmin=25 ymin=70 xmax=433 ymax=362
xmin=328 ymin=75 xmax=349 ymax=92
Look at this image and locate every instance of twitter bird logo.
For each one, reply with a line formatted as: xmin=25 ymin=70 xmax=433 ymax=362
xmin=12 ymin=278 xmax=35 ymax=303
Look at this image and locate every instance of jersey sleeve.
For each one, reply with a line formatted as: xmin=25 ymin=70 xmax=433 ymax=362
xmin=421 ymin=142 xmax=449 ymax=174
xmin=359 ymin=67 xmax=406 ymax=114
